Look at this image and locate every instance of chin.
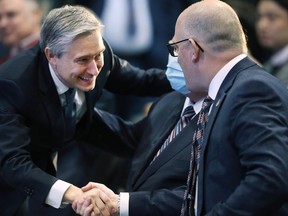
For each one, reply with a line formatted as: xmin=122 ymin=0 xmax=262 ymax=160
xmin=83 ymin=85 xmax=95 ymax=92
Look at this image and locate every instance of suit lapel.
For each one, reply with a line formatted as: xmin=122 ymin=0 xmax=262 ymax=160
xmin=37 ymin=52 xmax=66 ymax=147
xmin=128 ymin=93 xmax=186 ymax=189
xmin=130 ymin=92 xmax=200 ymax=190
xmin=147 ymin=102 xmax=183 ymax=159
xmin=132 ymin=113 xmax=199 ymax=190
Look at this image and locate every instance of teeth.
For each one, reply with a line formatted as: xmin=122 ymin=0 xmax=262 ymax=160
xmin=80 ymin=76 xmax=92 ymax=81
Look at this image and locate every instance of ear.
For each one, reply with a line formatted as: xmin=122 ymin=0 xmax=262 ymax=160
xmin=45 ymin=47 xmax=57 ymax=65
xmin=189 ymin=39 xmax=201 ymax=61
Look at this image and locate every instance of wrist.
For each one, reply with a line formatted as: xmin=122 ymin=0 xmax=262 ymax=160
xmin=112 ymin=194 xmax=120 ymax=216
xmin=63 ymin=185 xmax=83 ymax=203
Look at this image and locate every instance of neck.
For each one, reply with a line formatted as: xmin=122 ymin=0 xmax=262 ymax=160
xmin=186 ymin=91 xmax=207 ymax=103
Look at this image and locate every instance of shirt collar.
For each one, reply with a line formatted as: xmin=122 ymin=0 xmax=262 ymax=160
xmin=208 ymin=54 xmax=246 ymax=100
xmin=270 ymin=45 xmax=288 ymax=67
xmin=49 ymin=63 xmax=69 ymax=95
xmin=183 ymin=96 xmax=204 ymax=115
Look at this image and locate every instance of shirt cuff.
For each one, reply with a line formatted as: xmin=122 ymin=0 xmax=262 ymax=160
xmin=45 ymin=180 xmax=71 ymax=208
xmin=119 ymin=192 xmax=129 ymax=216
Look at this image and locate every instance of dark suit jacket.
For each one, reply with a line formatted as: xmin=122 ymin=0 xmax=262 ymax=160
xmin=197 ymin=57 xmax=288 ymax=215
xmin=93 ymin=91 xmax=199 ymax=216
xmin=0 ymin=41 xmax=171 ymax=216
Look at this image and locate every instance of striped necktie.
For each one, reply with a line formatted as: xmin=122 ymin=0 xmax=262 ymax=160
xmin=151 ymin=105 xmax=195 ymax=163
xmin=181 ymin=96 xmax=213 ymax=216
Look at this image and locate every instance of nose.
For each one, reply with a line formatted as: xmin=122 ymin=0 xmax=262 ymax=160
xmin=256 ymin=16 xmax=268 ymax=33
xmin=87 ymin=59 xmax=103 ymax=76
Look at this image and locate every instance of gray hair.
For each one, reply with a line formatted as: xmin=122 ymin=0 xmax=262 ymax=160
xmin=182 ymin=1 xmax=248 ymax=54
xmin=39 ymin=5 xmax=104 ymax=57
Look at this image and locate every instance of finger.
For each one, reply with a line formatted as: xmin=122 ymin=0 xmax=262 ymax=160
xmin=98 ymin=189 xmax=118 ymax=214
xmin=82 ymin=182 xmax=96 ymax=192
xmin=92 ymin=191 xmax=111 ymax=216
xmin=72 ymin=200 xmax=77 ymax=212
xmin=76 ymin=198 xmax=92 ymax=215
xmin=92 ymin=183 xmax=114 ymax=197
xmin=82 ymin=203 xmax=94 ymax=216
xmin=72 ymin=198 xmax=84 ymax=213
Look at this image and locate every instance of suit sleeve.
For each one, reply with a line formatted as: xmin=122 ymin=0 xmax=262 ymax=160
xmin=0 ymin=80 xmax=58 ymax=205
xmin=104 ymin=54 xmax=172 ymax=96
xmin=129 ymin=186 xmax=185 ymax=216
xmin=84 ymin=95 xmax=165 ymax=157
xmin=83 ymin=107 xmax=140 ymax=158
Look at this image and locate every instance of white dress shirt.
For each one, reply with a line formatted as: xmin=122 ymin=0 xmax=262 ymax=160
xmin=45 ymin=64 xmax=86 ymax=208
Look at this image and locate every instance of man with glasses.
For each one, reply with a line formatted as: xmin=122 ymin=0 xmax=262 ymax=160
xmin=167 ymin=38 xmax=204 ymax=57
xmin=173 ymin=1 xmax=288 ymax=215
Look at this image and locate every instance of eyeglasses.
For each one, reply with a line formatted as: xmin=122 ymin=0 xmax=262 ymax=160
xmin=166 ymin=38 xmax=204 ymax=57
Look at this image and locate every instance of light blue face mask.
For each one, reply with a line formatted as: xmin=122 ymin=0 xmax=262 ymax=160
xmin=165 ymin=54 xmax=190 ymax=95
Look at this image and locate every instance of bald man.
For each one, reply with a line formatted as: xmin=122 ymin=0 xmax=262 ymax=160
xmin=174 ymin=1 xmax=288 ymax=215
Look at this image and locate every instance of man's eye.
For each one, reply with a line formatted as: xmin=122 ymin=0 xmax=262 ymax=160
xmin=77 ymin=58 xmax=89 ymax=64
xmin=6 ymin=12 xmax=17 ymax=19
xmin=95 ymin=53 xmax=103 ymax=61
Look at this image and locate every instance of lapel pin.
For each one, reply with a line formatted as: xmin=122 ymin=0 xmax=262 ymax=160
xmin=216 ymin=99 xmax=221 ymax=107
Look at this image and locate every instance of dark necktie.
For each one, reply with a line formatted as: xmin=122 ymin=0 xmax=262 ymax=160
xmin=151 ymin=105 xmax=195 ymax=163
xmin=62 ymin=88 xmax=76 ymax=142
xmin=181 ymin=96 xmax=213 ymax=216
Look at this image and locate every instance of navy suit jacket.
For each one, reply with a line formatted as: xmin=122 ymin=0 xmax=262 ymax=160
xmin=197 ymin=58 xmax=288 ymax=215
xmin=93 ymin=91 xmax=199 ymax=216
xmin=0 ymin=41 xmax=171 ymax=215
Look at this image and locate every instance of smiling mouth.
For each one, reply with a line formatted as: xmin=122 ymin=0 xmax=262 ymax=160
xmin=79 ymin=76 xmax=93 ymax=81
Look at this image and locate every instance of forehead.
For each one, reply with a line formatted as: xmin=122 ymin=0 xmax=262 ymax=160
xmin=64 ymin=31 xmax=105 ymax=56
xmin=0 ymin=0 xmax=27 ymax=14
xmin=258 ymin=1 xmax=288 ymax=14
xmin=173 ymin=18 xmax=186 ymax=41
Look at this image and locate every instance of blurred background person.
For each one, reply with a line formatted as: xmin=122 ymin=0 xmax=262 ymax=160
xmin=0 ymin=0 xmax=42 ymax=64
xmin=255 ymin=0 xmax=288 ymax=86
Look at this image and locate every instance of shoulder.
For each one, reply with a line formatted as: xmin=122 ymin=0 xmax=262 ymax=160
xmin=0 ymin=45 xmax=41 ymax=80
xmin=148 ymin=91 xmax=185 ymax=116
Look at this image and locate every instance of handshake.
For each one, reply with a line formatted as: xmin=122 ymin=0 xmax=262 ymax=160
xmin=65 ymin=182 xmax=119 ymax=216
